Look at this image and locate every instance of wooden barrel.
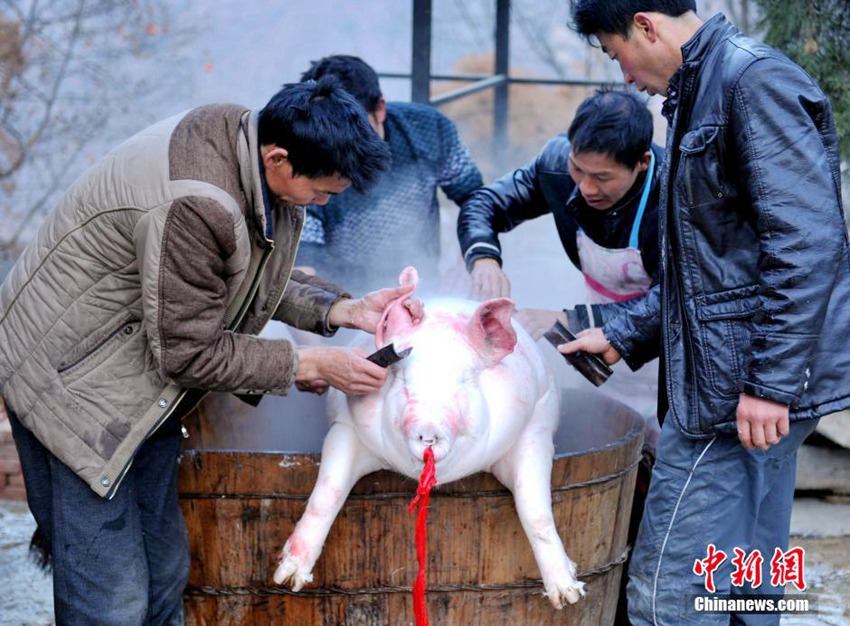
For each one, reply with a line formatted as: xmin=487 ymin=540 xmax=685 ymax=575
xmin=179 ymin=386 xmax=643 ymax=625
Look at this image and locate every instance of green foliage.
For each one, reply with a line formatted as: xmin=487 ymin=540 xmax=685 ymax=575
xmin=753 ymin=0 xmax=850 ymax=161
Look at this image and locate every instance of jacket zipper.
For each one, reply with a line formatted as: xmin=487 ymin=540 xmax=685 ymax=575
xmin=105 ymin=386 xmax=189 ymax=499
xmin=227 ymin=242 xmax=276 ymax=331
xmin=262 ymin=210 xmax=304 ymax=331
xmin=664 ymin=72 xmax=701 ymax=432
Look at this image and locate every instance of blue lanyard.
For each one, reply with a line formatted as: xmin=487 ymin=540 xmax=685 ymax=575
xmin=628 ymin=150 xmax=656 ymax=249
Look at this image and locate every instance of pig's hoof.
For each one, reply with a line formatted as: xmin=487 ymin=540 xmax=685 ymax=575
xmin=273 ymin=554 xmax=314 ymax=592
xmin=544 ymin=578 xmax=586 ymax=609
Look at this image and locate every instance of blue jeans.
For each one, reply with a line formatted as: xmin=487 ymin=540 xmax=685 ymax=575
xmin=627 ymin=416 xmax=818 ymax=625
xmin=9 ymin=411 xmax=189 ymax=625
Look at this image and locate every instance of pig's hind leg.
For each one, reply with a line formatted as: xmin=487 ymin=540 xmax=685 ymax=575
xmin=274 ymin=422 xmax=381 ymax=591
xmin=491 ymin=395 xmax=585 ymax=608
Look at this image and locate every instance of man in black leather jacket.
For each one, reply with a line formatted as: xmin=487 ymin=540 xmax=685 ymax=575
xmin=458 ymin=90 xmax=663 ymax=336
xmin=568 ymin=1 xmax=850 ymax=624
xmin=458 ymin=90 xmax=664 ymax=447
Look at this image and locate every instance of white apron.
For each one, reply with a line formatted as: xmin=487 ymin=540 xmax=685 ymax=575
xmin=575 ymin=152 xmax=660 ymax=443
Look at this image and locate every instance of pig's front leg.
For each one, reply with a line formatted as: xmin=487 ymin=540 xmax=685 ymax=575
xmin=491 ymin=422 xmax=585 ymax=608
xmin=273 ymin=422 xmax=382 ymax=590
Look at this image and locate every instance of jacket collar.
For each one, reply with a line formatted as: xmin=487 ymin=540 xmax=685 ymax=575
xmin=237 ymin=110 xmax=275 ymax=241
xmin=663 ymin=13 xmax=738 ymax=123
xmin=681 ymin=13 xmax=734 ymax=65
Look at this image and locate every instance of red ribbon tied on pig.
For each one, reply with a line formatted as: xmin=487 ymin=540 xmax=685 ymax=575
xmin=407 ymin=446 xmax=437 ymax=626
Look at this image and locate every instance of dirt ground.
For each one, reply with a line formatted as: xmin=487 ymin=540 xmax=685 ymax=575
xmin=786 ymin=535 xmax=850 ymax=624
xmin=782 ymin=498 xmax=850 ymax=625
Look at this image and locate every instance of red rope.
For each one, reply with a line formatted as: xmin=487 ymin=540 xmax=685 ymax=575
xmin=407 ymin=446 xmax=437 ymax=626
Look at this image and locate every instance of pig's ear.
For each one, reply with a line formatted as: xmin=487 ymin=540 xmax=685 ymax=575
xmin=376 ymin=266 xmax=420 ymax=348
xmin=397 ymin=266 xmax=418 ymax=288
xmin=467 ymin=298 xmax=517 ymax=366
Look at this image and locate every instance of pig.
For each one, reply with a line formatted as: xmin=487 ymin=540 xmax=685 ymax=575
xmin=273 ymin=267 xmax=585 ymax=608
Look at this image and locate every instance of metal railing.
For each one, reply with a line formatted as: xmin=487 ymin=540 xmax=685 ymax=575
xmin=380 ymin=0 xmax=624 ymax=146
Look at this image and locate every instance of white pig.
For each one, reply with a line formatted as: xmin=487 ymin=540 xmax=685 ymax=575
xmin=273 ymin=267 xmax=585 ymax=608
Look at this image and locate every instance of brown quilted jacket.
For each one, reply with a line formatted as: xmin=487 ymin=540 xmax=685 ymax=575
xmin=0 ymin=104 xmax=348 ymax=497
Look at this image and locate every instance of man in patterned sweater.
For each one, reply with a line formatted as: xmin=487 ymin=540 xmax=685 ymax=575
xmin=296 ymin=55 xmax=483 ymax=295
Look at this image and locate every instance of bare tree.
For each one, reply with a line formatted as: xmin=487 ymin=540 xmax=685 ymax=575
xmin=0 ymin=0 xmax=193 ymax=270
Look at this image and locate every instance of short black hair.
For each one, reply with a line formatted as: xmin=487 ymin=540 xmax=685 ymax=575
xmin=258 ymin=76 xmax=390 ymax=192
xmin=300 ymin=55 xmax=383 ymax=114
xmin=570 ymin=0 xmax=696 ymax=41
xmin=567 ymin=90 xmax=653 ymax=168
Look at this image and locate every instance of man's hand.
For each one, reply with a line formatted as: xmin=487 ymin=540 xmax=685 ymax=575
xmin=557 ymin=327 xmax=622 ymax=365
xmin=328 ymin=284 xmax=424 ymax=334
xmin=296 ymin=347 xmax=388 ymax=395
xmin=736 ymin=393 xmax=790 ymax=451
xmin=516 ymin=308 xmax=568 ymax=341
xmin=470 ymin=258 xmax=510 ymax=300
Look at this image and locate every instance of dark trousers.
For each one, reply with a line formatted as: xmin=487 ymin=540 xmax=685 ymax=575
xmin=9 ymin=411 xmax=189 ymax=626
xmin=627 ymin=416 xmax=818 ymax=625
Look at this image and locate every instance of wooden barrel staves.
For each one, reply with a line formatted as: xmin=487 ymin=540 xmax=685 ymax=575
xmin=179 ymin=387 xmax=644 ymax=625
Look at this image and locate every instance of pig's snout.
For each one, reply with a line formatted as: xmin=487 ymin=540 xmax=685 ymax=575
xmin=401 ymin=400 xmax=461 ymax=464
xmin=406 ymin=424 xmax=452 ymax=464
xmin=417 ymin=430 xmax=438 ymax=446
xmin=412 ymin=425 xmax=442 ymax=450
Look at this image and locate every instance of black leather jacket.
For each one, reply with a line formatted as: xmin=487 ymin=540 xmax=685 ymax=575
xmin=604 ymin=14 xmax=850 ymax=437
xmin=457 ymin=135 xmax=663 ymax=279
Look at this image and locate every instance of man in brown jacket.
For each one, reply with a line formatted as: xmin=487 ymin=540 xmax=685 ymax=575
xmin=0 ymin=76 xmax=419 ymax=624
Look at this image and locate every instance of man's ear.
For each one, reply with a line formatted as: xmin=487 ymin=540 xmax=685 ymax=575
xmin=373 ymin=98 xmax=387 ymax=126
xmin=633 ymin=12 xmax=659 ymax=43
xmin=263 ymin=145 xmax=289 ymax=168
xmin=638 ymin=150 xmax=652 ymax=172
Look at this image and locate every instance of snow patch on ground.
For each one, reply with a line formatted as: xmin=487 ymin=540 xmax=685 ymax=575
xmin=0 ymin=500 xmax=54 ymax=626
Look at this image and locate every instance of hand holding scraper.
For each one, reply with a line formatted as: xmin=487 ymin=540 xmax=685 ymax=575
xmin=543 ymin=320 xmax=613 ymax=387
xmin=366 ymin=343 xmax=412 ymax=367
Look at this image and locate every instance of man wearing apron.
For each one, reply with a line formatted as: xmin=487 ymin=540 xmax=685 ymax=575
xmin=573 ymin=150 xmax=660 ymax=441
xmin=457 ymin=89 xmax=662 ymax=441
